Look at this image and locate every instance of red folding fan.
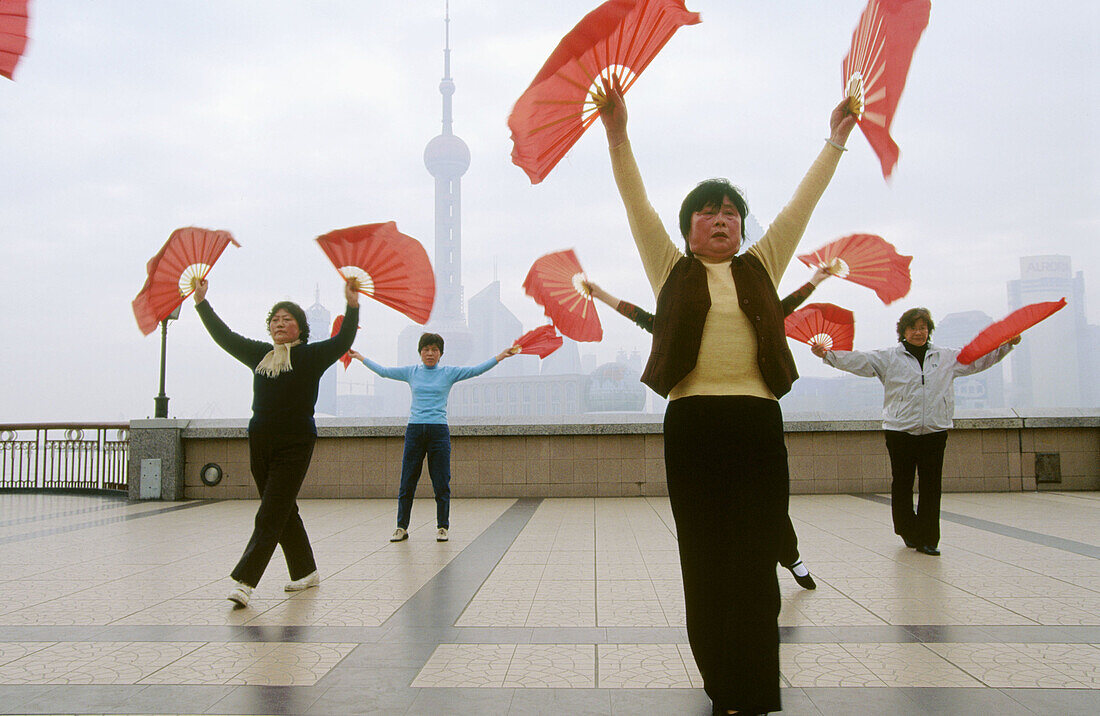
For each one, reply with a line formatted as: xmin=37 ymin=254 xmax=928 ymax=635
xmin=957 ymin=298 xmax=1066 ymax=365
xmin=843 ymin=0 xmax=930 ymax=179
xmin=131 ymin=227 xmax=239 ymax=336
xmin=512 ymin=324 xmax=564 ymax=359
xmin=330 ymin=316 xmax=360 ymax=370
xmin=0 ymin=0 xmax=29 ymax=80
xmin=316 ymin=222 xmax=435 ymax=325
xmin=784 ymin=303 xmax=855 ymax=352
xmin=797 ymin=234 xmax=912 ymax=305
xmin=523 ymin=249 xmax=602 ymax=342
xmin=508 ymin=0 xmax=701 ymax=184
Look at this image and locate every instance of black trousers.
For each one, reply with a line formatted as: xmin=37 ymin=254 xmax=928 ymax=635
xmin=231 ymin=431 xmax=318 ymax=588
xmin=884 ymin=430 xmax=948 ymax=548
xmin=665 ymin=396 xmax=786 ymax=714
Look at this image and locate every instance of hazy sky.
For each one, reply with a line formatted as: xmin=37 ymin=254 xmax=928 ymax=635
xmin=1 ymin=1 xmax=1097 ymax=422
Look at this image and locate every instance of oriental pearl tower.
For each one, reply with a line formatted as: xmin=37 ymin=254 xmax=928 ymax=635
xmin=411 ymin=2 xmax=475 ymax=364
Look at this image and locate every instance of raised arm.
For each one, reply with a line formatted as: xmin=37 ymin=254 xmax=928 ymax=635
xmin=310 ymin=279 xmax=361 ymax=367
xmin=192 ymin=279 xmax=269 ymax=367
xmin=597 ymin=75 xmax=681 ymax=294
xmin=750 ymin=98 xmax=857 ymax=286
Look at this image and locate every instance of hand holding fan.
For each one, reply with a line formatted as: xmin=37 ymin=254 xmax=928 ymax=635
xmin=132 ymin=227 xmax=240 ymax=336
xmin=956 ymin=298 xmax=1066 ymax=365
xmin=316 ymin=222 xmax=435 ymax=325
xmin=523 ymin=249 xmax=602 ymax=342
xmin=843 ymin=0 xmax=931 ymax=179
xmin=512 ymin=324 xmax=564 ymax=358
xmin=784 ymin=303 xmax=855 ymax=352
xmin=508 ymin=0 xmax=701 ymax=184
xmin=797 ymin=234 xmax=912 ymax=304
xmin=0 ymin=0 xmax=29 ymax=80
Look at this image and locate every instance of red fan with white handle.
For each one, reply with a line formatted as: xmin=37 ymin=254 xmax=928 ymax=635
xmin=523 ymin=249 xmax=602 ymax=342
xmin=957 ymin=298 xmax=1066 ymax=365
xmin=797 ymin=234 xmax=912 ymax=305
xmin=508 ymin=0 xmax=701 ymax=184
xmin=843 ymin=0 xmax=931 ymax=179
xmin=316 ymin=222 xmax=435 ymax=325
xmin=0 ymin=0 xmax=29 ymax=80
xmin=132 ymin=227 xmax=240 ymax=336
xmin=784 ymin=303 xmax=855 ymax=352
xmin=512 ymin=324 xmax=564 ymax=359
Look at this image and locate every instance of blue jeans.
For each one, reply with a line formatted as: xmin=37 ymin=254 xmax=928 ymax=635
xmin=397 ymin=423 xmax=451 ymax=529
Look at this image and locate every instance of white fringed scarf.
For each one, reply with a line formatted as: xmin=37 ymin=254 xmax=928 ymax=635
xmin=255 ymin=340 xmax=301 ymax=378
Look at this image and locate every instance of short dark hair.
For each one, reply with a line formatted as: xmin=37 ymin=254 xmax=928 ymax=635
xmin=678 ymin=178 xmax=749 ymax=254
xmin=418 ymin=332 xmax=444 ymax=354
xmin=266 ymin=301 xmax=309 ymax=343
xmin=896 ymin=307 xmax=934 ymax=342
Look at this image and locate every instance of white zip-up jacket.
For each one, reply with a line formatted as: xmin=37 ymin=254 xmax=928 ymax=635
xmin=822 ymin=342 xmax=1014 ymax=435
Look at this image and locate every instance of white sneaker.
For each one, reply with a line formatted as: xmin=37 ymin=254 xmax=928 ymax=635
xmin=227 ymin=581 xmax=252 ymax=607
xmin=284 ymin=571 xmax=320 ymax=592
xmin=436 ymin=527 xmax=449 ymax=542
xmin=390 ymin=527 xmax=408 ymax=542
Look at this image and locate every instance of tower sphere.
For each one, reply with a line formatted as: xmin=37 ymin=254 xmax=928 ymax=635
xmin=424 ymin=133 xmax=470 ymax=178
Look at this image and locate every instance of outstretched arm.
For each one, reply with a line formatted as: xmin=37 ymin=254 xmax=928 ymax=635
xmin=781 ymin=265 xmax=836 ymax=316
xmin=813 ymin=345 xmax=884 ymax=379
xmin=312 ymin=279 xmax=361 ymax=366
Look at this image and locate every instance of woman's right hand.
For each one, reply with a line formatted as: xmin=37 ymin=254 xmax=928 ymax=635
xmin=810 ymin=343 xmax=828 ymax=358
xmin=193 ymin=278 xmax=208 ymax=304
xmin=347 ymin=349 xmax=364 ymax=362
xmin=596 ymin=74 xmax=628 ymax=146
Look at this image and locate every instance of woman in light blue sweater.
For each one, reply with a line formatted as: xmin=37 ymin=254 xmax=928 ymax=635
xmin=349 ymin=332 xmax=516 ymax=542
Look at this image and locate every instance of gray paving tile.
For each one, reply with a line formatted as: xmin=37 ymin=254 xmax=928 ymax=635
xmin=208 ymin=684 xmax=324 ymax=714
xmin=507 ymin=687 xmax=612 ymax=715
xmin=897 ymin=686 xmax=1043 ymax=715
xmin=1002 ymin=687 xmax=1100 ymax=715
xmin=408 ymin=685 xmax=516 ymax=714
xmin=608 ymin=688 xmax=711 ymax=715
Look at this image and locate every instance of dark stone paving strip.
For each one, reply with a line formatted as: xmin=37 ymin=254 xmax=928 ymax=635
xmin=857 ymin=493 xmax=1100 ymax=559
xmin=0 ymin=493 xmax=129 ymax=528
xmin=382 ymin=497 xmax=543 ymax=631
xmin=0 ymin=500 xmax=221 ymax=545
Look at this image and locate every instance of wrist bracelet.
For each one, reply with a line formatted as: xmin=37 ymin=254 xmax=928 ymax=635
xmin=825 ymin=138 xmax=848 ymax=152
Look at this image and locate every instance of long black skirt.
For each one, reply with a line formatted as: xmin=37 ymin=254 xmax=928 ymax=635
xmin=664 ymin=395 xmax=788 ymax=713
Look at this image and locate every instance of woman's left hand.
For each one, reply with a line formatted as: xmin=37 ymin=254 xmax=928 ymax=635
xmin=497 ymin=346 xmax=520 ymax=361
xmin=344 ymin=278 xmax=360 ymax=307
xmin=1007 ymin=335 xmax=1021 ymax=346
xmin=828 ymin=97 xmax=858 ymax=147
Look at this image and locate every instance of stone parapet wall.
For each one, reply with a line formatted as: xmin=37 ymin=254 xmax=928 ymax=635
xmin=144 ymin=415 xmax=1100 ymax=500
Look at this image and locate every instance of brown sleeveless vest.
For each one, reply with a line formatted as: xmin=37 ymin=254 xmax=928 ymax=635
xmin=640 ymin=253 xmax=798 ymax=399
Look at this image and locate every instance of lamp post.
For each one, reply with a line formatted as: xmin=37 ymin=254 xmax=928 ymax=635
xmin=153 ymin=305 xmax=181 ymax=418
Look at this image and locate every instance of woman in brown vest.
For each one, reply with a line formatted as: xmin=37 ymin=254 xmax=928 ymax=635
xmin=596 ymin=76 xmax=854 ymax=716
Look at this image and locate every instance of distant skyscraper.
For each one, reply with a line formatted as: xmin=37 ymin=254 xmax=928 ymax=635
xmin=1006 ymin=255 xmax=1090 ymax=408
xmin=304 ymin=286 xmax=337 ymax=416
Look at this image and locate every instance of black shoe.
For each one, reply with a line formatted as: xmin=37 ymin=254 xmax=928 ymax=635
xmin=916 ymin=544 xmax=940 ymax=556
xmin=784 ymin=560 xmax=817 ymax=590
xmin=903 ymin=537 xmax=919 ymax=548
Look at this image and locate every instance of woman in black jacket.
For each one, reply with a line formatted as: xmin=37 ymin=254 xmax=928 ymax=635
xmin=193 ymin=277 xmax=359 ymax=606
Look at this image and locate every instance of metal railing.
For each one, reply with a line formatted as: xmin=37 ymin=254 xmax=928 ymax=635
xmin=0 ymin=423 xmax=129 ymax=492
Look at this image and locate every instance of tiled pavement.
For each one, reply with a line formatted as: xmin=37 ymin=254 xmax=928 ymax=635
xmin=0 ymin=492 xmax=1097 ymax=714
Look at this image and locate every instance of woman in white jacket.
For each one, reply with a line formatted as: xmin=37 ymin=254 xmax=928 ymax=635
xmin=812 ymin=308 xmax=1018 ymax=555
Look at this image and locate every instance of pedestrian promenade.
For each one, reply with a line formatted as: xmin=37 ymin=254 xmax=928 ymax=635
xmin=0 ymin=492 xmax=1097 ymax=714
